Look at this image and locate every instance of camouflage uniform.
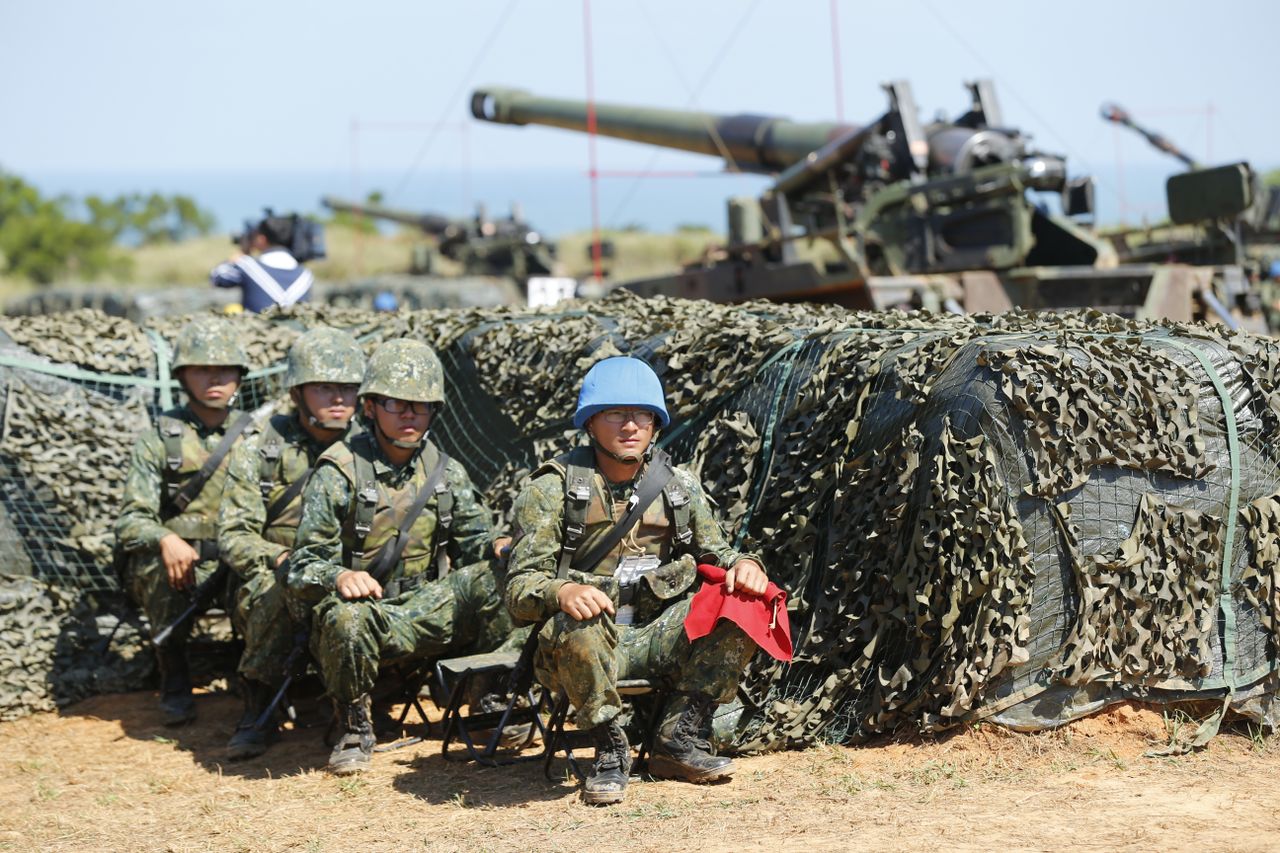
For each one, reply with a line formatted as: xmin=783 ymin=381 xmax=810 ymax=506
xmin=505 ymin=447 xmax=761 ymax=730
xmin=217 ymin=327 xmax=365 ymax=687
xmin=219 ymin=414 xmax=318 ymax=684
xmin=117 ymin=408 xmax=248 ymax=628
xmin=287 ymin=340 xmax=509 ymax=710
xmin=288 ymin=433 xmax=506 ymax=701
xmin=114 ymin=319 xmax=252 ymax=723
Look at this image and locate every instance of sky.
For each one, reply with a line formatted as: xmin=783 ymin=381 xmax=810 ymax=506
xmin=4 ymin=0 xmax=1276 ymax=230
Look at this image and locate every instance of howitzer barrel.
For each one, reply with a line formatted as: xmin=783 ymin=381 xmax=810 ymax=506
xmin=471 ymin=87 xmax=859 ymax=173
xmin=1100 ymin=103 xmax=1200 ymax=170
xmin=321 ymin=196 xmax=459 ymax=235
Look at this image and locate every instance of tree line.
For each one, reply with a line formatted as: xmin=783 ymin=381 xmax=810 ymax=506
xmin=0 ymin=169 xmax=216 ymax=284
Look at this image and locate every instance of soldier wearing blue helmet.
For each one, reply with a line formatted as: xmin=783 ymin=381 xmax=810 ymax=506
xmin=505 ymin=356 xmax=769 ymax=806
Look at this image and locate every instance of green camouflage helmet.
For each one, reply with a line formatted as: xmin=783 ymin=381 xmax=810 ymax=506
xmin=359 ymin=339 xmax=445 ymax=404
xmin=170 ymin=318 xmax=250 ymax=374
xmin=285 ymin=327 xmax=366 ymax=388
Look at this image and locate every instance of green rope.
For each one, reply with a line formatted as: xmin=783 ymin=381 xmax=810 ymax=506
xmin=0 ymin=355 xmax=171 ymax=389
xmin=145 ymin=330 xmax=173 ymax=410
xmin=1164 ymin=338 xmax=1240 ymax=693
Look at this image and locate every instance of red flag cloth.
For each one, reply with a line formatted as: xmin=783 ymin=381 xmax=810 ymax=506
xmin=684 ymin=563 xmax=793 ymax=662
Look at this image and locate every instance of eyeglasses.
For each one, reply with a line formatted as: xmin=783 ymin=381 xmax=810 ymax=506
xmin=372 ymin=397 xmax=435 ymax=416
xmin=599 ymin=408 xmax=656 ymax=426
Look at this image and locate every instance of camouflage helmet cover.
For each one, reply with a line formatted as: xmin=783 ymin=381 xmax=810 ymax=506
xmin=285 ymin=326 xmax=366 ymax=388
xmin=359 ymin=339 xmax=445 ymax=404
xmin=170 ymin=318 xmax=250 ymax=374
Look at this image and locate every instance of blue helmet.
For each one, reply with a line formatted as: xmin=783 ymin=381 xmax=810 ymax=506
xmin=1270 ymin=259 xmax=1280 ymax=280
xmin=373 ymin=290 xmax=400 ymax=312
xmin=573 ymin=356 xmax=670 ymax=429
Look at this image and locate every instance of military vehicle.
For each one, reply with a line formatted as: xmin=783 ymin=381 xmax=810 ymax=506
xmin=321 ymin=196 xmax=576 ymax=307
xmin=321 ymin=196 xmax=560 ymax=278
xmin=1100 ymin=102 xmax=1280 ymax=268
xmin=471 ymin=82 xmax=1272 ymax=331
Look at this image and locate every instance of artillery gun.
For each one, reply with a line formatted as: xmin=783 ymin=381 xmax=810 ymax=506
xmin=1100 ymin=102 xmax=1280 ymax=269
xmin=321 ymin=196 xmax=558 ymax=281
xmin=472 ymin=82 xmax=1273 ymax=331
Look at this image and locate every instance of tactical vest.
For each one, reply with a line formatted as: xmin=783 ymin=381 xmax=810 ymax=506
xmin=255 ymin=414 xmax=316 ymax=549
xmin=158 ymin=409 xmax=250 ymax=544
xmin=539 ymin=446 xmax=692 ymax=578
xmin=324 ymin=432 xmax=454 ymax=584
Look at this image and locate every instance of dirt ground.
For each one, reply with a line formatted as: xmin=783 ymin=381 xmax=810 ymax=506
xmin=1 ymin=690 xmax=1277 ymax=853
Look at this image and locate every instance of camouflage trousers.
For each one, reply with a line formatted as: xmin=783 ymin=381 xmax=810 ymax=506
xmin=124 ymin=553 xmax=232 ymax=642
xmin=230 ymin=569 xmax=296 ymax=684
xmin=534 ymin=595 xmax=756 ymax=730
xmin=309 ymin=561 xmax=513 ymax=704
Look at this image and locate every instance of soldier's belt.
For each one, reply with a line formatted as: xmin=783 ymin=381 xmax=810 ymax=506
xmin=193 ymin=539 xmax=221 ymax=564
xmin=382 ymin=568 xmax=427 ymax=599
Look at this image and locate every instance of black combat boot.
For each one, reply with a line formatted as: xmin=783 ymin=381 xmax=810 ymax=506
xmin=156 ymin=644 xmax=196 ymax=727
xmin=370 ymin=697 xmax=404 ymax=741
xmin=582 ymin=718 xmax=632 ymax=806
xmin=328 ymin=695 xmax=376 ymax=776
xmin=648 ymin=693 xmax=733 ymax=783
xmin=226 ymin=678 xmax=276 ymax=760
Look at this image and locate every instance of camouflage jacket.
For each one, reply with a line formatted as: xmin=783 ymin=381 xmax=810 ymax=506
xmin=115 ymin=404 xmax=252 ymax=552
xmin=504 ymin=449 xmax=760 ymax=624
xmin=218 ymin=412 xmax=345 ymax=581
xmin=287 ymin=432 xmax=495 ymax=604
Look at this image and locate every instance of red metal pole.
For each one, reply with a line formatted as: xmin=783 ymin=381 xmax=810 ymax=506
xmin=583 ymin=0 xmax=603 ymax=283
xmin=830 ymin=0 xmax=845 ymax=122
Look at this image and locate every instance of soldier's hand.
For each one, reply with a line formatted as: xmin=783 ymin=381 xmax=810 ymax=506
xmin=274 ymin=550 xmax=291 ymax=568
xmin=336 ymin=570 xmax=382 ymax=601
xmin=725 ymin=559 xmax=768 ymax=597
xmin=492 ymin=536 xmax=513 ymax=559
xmin=159 ymin=533 xmax=199 ymax=591
xmin=557 ymin=582 xmax=615 ymax=621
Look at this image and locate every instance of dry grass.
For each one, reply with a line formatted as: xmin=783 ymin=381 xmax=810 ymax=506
xmin=0 ymin=226 xmax=737 ymax=302
xmin=1 ymin=692 xmax=1277 ymax=852
xmin=125 ymin=226 xmax=418 ymax=287
xmin=558 ymin=228 xmax=722 ymax=281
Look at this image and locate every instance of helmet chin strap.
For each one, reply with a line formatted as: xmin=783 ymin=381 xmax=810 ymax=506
xmin=587 ymin=432 xmax=655 ymax=466
xmin=180 ymin=377 xmax=237 ymax=410
xmin=295 ymin=392 xmax=349 ymax=433
xmin=374 ymin=417 xmax=426 ymax=451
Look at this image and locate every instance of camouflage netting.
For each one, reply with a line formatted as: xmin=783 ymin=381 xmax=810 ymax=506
xmin=1 ymin=295 xmax=1279 ymax=751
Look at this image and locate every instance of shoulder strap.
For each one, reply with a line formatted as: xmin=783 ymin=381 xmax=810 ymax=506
xmin=264 ymin=465 xmax=315 ymax=525
xmin=347 ymin=435 xmax=379 ymax=569
xmin=258 ymin=419 xmax=284 ymax=499
xmin=663 ymin=475 xmax=693 ymax=547
xmin=367 ymin=450 xmax=452 ymax=583
xmin=167 ymin=412 xmax=254 ymax=514
xmin=160 ymin=416 xmax=185 ymax=500
xmin=564 ymin=449 xmax=677 ymax=578
xmin=556 ymin=447 xmax=597 ymax=579
xmin=434 ymin=475 xmax=454 ymax=576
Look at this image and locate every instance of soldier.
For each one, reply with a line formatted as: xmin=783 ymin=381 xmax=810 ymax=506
xmin=115 ymin=318 xmax=255 ymax=726
xmin=288 ymin=338 xmax=511 ymax=775
xmin=217 ymin=327 xmax=365 ymax=759
xmin=505 ymin=356 xmax=769 ymax=806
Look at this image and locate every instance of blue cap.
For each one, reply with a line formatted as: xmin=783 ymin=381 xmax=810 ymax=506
xmin=573 ymin=356 xmax=670 ymax=429
xmin=373 ymin=291 xmax=399 ymax=312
